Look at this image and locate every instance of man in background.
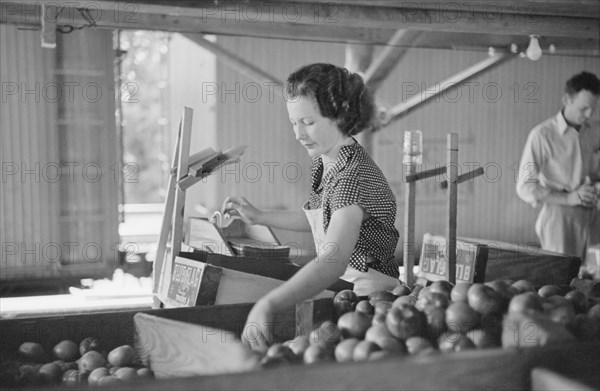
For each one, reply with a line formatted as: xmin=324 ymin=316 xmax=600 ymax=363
xmin=516 ymin=71 xmax=600 ymax=260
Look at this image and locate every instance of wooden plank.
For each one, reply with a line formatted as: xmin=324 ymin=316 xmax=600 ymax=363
xmin=40 ymin=4 xmax=56 ymax=48
xmin=166 ymin=253 xmax=337 ymax=306
xmin=171 ymin=107 xmax=193 ymax=261
xmin=403 ymin=163 xmax=416 ymax=288
xmin=531 ymin=367 xmax=597 ymax=391
xmin=344 ymin=42 xmax=374 ymax=154
xmin=440 ymin=167 xmax=485 ymax=189
xmin=405 ymin=166 xmax=446 ymax=183
xmin=0 ymin=298 xmax=334 ymax=357
xmin=462 ymin=237 xmax=581 ymax=287
xmin=178 ymin=251 xmax=353 ymax=293
xmin=286 ymin=0 xmax=600 ymax=18
xmin=136 ymin=341 xmax=600 ymax=391
xmin=446 ymin=134 xmax=458 ymax=284
xmin=134 ymin=313 xmax=259 ymax=378
xmin=3 ymin=2 xmax=598 ymax=42
xmin=152 ymin=120 xmax=181 ymax=297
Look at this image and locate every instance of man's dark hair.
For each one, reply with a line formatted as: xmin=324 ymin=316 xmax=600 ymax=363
xmin=565 ymin=71 xmax=600 ymax=96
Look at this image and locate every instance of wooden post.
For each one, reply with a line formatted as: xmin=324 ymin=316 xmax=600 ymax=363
xmin=153 ymin=121 xmax=181 ymax=306
xmin=446 ymin=134 xmax=459 ymax=284
xmin=153 ymin=108 xmax=193 ymax=306
xmin=403 ymin=163 xmax=417 ymax=288
xmin=344 ymin=43 xmax=374 ymax=155
xmin=41 ymin=5 xmax=57 ymax=49
xmin=170 ymin=108 xmax=194 ymax=261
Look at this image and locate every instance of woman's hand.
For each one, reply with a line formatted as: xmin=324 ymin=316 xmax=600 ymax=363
xmin=222 ymin=196 xmax=261 ymax=225
xmin=241 ymin=299 xmax=273 ymax=353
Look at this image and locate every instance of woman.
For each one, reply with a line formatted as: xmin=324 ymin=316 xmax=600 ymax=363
xmin=222 ymin=63 xmax=400 ymax=350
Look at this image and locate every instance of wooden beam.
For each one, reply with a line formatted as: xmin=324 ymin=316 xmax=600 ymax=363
xmin=386 ymin=53 xmax=515 ymax=124
xmin=364 ymin=30 xmax=422 ymax=92
xmin=291 ymin=0 xmax=600 ymax=18
xmin=40 ymin=4 xmax=56 ymax=48
xmin=183 ymin=34 xmax=283 ymax=86
xmin=0 ymin=2 xmax=396 ymax=45
xmin=2 ymin=1 xmax=598 ymax=39
xmin=344 ymin=43 xmax=374 ymax=155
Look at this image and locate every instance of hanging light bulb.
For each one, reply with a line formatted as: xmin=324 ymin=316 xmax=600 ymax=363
xmin=526 ymin=35 xmax=542 ymax=61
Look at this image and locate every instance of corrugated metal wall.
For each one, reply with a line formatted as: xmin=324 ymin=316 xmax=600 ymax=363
xmin=0 ymin=25 xmax=60 ymax=278
xmin=0 ymin=26 xmax=119 ymax=279
xmin=214 ymin=36 xmax=599 ymax=258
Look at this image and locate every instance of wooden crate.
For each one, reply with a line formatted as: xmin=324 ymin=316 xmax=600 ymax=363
xmin=422 ymin=236 xmax=581 ymax=287
xmin=2 ymin=301 xmax=599 ymax=390
xmin=162 ymin=251 xmax=353 ymax=308
xmin=0 ymin=298 xmax=334 ymax=364
xmin=465 ymin=237 xmax=581 ymax=286
xmin=150 ymin=341 xmax=600 ymax=391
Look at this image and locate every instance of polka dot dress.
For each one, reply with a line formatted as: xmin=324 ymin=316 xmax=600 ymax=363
xmin=307 ymin=140 xmax=400 ymax=278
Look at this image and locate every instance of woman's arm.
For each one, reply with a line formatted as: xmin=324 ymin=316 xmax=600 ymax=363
xmin=242 ymin=204 xmax=363 ymax=350
xmin=222 ymin=196 xmax=311 ymax=232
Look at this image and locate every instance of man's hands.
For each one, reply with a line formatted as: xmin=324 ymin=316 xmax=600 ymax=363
xmin=568 ymin=177 xmax=598 ymax=208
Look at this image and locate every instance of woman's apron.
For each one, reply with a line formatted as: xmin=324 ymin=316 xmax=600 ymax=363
xmin=302 ymin=201 xmax=399 ymax=296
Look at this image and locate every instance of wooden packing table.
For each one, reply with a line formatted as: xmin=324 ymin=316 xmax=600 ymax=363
xmin=1 ymin=298 xmax=599 ymax=390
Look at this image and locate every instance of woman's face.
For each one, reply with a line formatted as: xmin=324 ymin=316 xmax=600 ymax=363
xmin=286 ymin=96 xmax=344 ymax=159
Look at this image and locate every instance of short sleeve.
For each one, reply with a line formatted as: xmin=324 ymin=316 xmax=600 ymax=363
xmin=330 ymin=176 xmax=362 ymax=213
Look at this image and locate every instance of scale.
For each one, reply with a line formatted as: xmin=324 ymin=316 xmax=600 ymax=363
xmin=402 ymin=132 xmax=486 ymax=288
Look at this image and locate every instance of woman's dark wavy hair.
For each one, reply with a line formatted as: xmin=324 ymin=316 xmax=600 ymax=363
xmin=285 ymin=63 xmax=376 ymax=136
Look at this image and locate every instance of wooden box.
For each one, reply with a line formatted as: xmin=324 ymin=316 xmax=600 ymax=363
xmin=187 ymin=217 xmax=290 ymax=260
xmin=2 ymin=301 xmax=599 ymax=390
xmin=418 ymin=234 xmax=581 ymax=287
xmin=0 ymin=298 xmax=334 ymax=387
xmin=417 ymin=233 xmax=488 ymax=283
xmin=163 ymin=251 xmax=352 ymax=308
xmin=463 ymin=237 xmax=581 ymax=286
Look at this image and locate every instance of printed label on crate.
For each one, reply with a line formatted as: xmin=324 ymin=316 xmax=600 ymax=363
xmin=418 ymin=233 xmax=487 ymax=283
xmin=167 ymin=256 xmax=206 ymax=307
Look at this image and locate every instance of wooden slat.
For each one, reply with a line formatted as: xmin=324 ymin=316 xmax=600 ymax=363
xmin=140 ymin=341 xmax=600 ymax=390
xmin=178 ymin=251 xmax=354 ymax=293
xmin=134 ymin=313 xmax=259 ymax=378
xmin=171 ymin=108 xmax=193 ymax=258
xmin=2 ymin=1 xmax=598 ymax=41
xmin=446 ymin=134 xmax=458 ymax=284
xmin=345 ymin=43 xmax=374 ymax=154
xmin=40 ymin=4 xmax=57 ymax=48
xmin=0 ymin=298 xmax=334 ymax=356
xmin=531 ymin=367 xmax=597 ymax=391
xmin=403 ymin=163 xmax=416 ymax=288
xmin=153 ymin=121 xmax=182 ymax=298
